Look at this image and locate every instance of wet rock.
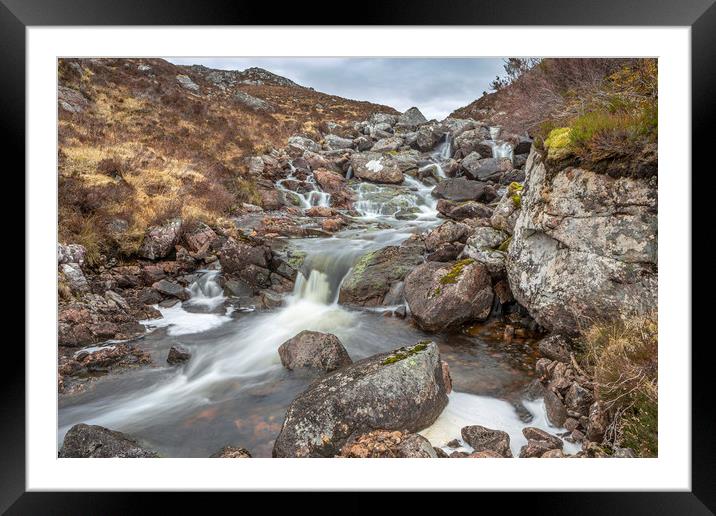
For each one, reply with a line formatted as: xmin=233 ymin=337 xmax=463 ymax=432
xmin=338 ymin=430 xmax=437 ymax=458
xmin=158 ymin=298 xmax=180 ymax=308
xmin=305 ymin=206 xmax=337 ymax=217
xmin=167 ymin=345 xmax=192 ymax=365
xmin=416 ymin=125 xmax=443 ymax=151
xmin=59 ymin=424 xmax=159 ymax=458
xmin=507 ymin=149 xmax=657 ymax=334
xmin=339 ymin=239 xmax=425 ymax=307
xmin=219 ymin=237 xmax=271 ymax=274
xmin=58 ymin=243 xmax=87 ymax=266
xmin=434 ymin=447 xmax=449 ymax=458
xmin=210 ymin=446 xmax=252 ymax=458
xmin=404 ymin=260 xmax=493 ymax=332
xmin=538 ymin=335 xmax=572 ymax=363
xmin=441 ymin=360 xmax=453 ymax=394
xmin=138 ymin=218 xmax=182 ymax=260
xmin=431 ymin=177 xmax=498 ymax=203
xmin=461 ymin=226 xmax=510 ymax=275
xmin=544 ymin=389 xmax=568 ymax=427
xmin=278 ymin=330 xmax=352 ymax=372
xmin=460 ymin=425 xmax=512 ymax=457
xmin=272 ymin=341 xmax=449 ymax=457
xmin=351 ymin=152 xmax=404 ymax=184
xmin=152 ymin=279 xmax=189 ymax=301
xmin=436 ymin=199 xmax=492 ymax=221
xmin=519 ymin=439 xmax=559 ymax=458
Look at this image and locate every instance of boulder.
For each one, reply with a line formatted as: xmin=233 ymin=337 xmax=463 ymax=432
xmin=324 ymin=134 xmax=354 ymax=150
xmin=565 ymin=383 xmax=594 ymax=415
xmin=219 ymin=237 xmax=271 ymax=274
xmin=138 ymin=218 xmax=182 ymax=260
xmin=461 ymin=226 xmax=510 ymax=275
xmin=519 ymin=439 xmax=559 ymax=458
xmin=233 ymin=90 xmax=273 ymax=112
xmin=339 ymin=239 xmax=425 ymax=306
xmin=416 ymin=125 xmax=443 ymax=151
xmin=368 ymin=112 xmax=398 ymax=126
xmin=538 ymin=335 xmax=572 ymax=363
xmin=278 ymin=330 xmax=352 ymax=372
xmin=431 ymin=177 xmax=498 ymax=203
xmin=353 ymin=136 xmax=373 ymax=151
xmin=152 ymin=279 xmax=189 ymax=301
xmin=183 ymin=221 xmax=218 ymax=254
xmin=58 ymin=86 xmax=89 ymax=113
xmin=544 ymin=389 xmax=568 ymax=427
xmin=586 ymin=401 xmax=609 ymax=442
xmin=462 ymin=155 xmax=512 ymax=181
xmin=436 ymin=199 xmax=492 ymax=221
xmin=167 ymin=345 xmax=192 ymax=365
xmin=350 ymin=153 xmax=404 ymax=184
xmin=338 ymin=430 xmax=437 ymax=458
xmin=522 ymin=427 xmax=563 ymax=449
xmin=507 ymin=149 xmax=657 ymax=334
xmin=287 ymin=135 xmax=321 ymax=154
xmin=424 ymin=221 xmax=471 ymax=252
xmin=58 ymin=243 xmax=87 ymax=266
xmin=460 ymin=425 xmax=512 ymax=457
xmin=404 ymin=259 xmax=494 ymax=332
xmin=272 ymin=341 xmax=449 ymax=457
xmin=176 ymin=74 xmax=199 ymax=91
xmin=371 ymin=136 xmax=404 ymax=153
xmin=396 ymin=107 xmax=427 ymax=129
xmin=60 ymin=263 xmax=90 ymax=294
xmin=59 ymin=424 xmax=158 ymax=458
xmin=453 ymin=127 xmax=490 ymax=156
xmin=426 ymin=243 xmax=465 ymax=262
xmin=210 ymin=446 xmax=252 ymax=458
xmin=490 ymin=186 xmax=522 ymax=235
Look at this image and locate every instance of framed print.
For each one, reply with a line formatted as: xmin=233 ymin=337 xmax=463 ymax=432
xmin=5 ymin=0 xmax=711 ymax=512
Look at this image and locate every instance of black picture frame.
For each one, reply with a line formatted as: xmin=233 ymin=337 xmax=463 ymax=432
xmin=4 ymin=0 xmax=708 ymax=512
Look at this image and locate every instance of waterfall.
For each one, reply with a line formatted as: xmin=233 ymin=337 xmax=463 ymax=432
xmin=293 ymin=270 xmax=332 ymax=304
xmin=488 ymin=126 xmax=514 ymax=163
xmin=437 ymin=132 xmax=452 ymax=160
xmin=184 ymin=270 xmax=226 ymax=310
xmin=275 ymin=161 xmax=332 ymax=209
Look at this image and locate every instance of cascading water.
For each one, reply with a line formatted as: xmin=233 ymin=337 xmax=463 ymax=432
xmin=184 ymin=270 xmax=226 ymax=310
xmin=488 ymin=126 xmax=514 ymax=162
xmin=275 ymin=161 xmax=331 ymax=209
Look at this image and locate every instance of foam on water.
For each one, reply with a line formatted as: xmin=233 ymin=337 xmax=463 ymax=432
xmin=419 ymin=391 xmax=581 ymax=456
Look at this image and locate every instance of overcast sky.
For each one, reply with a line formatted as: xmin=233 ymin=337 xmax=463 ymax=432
xmin=167 ymin=57 xmax=506 ymax=120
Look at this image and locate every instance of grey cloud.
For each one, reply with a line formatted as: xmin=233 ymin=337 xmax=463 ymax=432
xmin=167 ymin=57 xmax=506 ymax=120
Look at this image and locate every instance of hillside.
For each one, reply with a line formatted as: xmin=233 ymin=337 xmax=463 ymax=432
xmin=58 ymin=58 xmax=398 ymax=262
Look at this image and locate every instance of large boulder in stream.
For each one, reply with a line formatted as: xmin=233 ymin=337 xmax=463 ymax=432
xmin=272 ymin=341 xmax=449 ymax=457
xmin=404 ymin=259 xmax=493 ymax=332
xmin=278 ymin=330 xmax=352 ymax=372
xmin=350 ymin=152 xmax=404 ymax=184
xmin=507 ymin=149 xmax=658 ymax=334
xmin=338 ymin=238 xmax=425 ymax=306
xmin=59 ymin=424 xmax=159 ymax=458
xmin=432 ymin=177 xmax=498 ymax=203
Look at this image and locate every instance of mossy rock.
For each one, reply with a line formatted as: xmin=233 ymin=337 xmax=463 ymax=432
xmin=544 ymin=127 xmax=573 ymax=162
xmin=439 ymin=258 xmax=474 ymax=285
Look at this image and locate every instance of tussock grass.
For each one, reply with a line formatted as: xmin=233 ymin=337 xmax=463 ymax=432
xmin=577 ymin=313 xmax=658 ymax=456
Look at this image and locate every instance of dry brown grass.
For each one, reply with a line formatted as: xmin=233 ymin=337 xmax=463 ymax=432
xmin=577 ymin=313 xmax=658 ymax=456
xmin=58 ymin=58 xmax=396 ymax=261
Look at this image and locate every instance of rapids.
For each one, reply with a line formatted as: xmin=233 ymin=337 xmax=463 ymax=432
xmin=58 ymin=128 xmax=572 ymax=458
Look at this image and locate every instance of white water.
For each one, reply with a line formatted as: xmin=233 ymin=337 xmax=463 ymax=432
xmin=275 ymin=162 xmax=331 ymax=209
xmin=488 ymin=126 xmax=514 ymax=162
xmin=420 ymin=392 xmax=581 ymax=456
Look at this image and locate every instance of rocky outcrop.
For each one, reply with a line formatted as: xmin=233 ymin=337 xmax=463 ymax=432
xmin=278 ymin=330 xmax=352 ymax=372
xmin=272 ymin=341 xmax=449 ymax=457
xmin=59 ymin=424 xmax=158 ymax=458
xmin=507 ymin=149 xmax=658 ymax=334
xmin=404 ymin=259 xmax=493 ymax=332
xmin=338 ymin=238 xmax=425 ymax=306
xmin=396 ymin=107 xmax=427 ymax=130
xmin=138 ymin=218 xmax=182 ymax=260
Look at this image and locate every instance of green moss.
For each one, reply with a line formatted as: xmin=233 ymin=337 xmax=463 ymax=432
xmin=381 ymin=341 xmax=430 ymax=365
xmin=439 ymin=258 xmax=474 ymax=285
xmin=544 ymin=127 xmax=573 ymax=162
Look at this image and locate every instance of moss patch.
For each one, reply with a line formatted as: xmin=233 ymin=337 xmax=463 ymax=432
xmin=382 ymin=341 xmax=430 ymax=365
xmin=497 ymin=236 xmax=512 ymax=252
xmin=439 ymin=258 xmax=474 ymax=285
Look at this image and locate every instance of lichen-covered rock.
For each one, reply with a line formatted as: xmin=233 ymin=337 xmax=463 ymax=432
xmin=507 ymin=149 xmax=657 ymax=334
xmin=461 ymin=226 xmax=510 ymax=275
xmin=338 ymin=430 xmax=437 ymax=458
xmin=58 ymin=243 xmax=87 ymax=266
xmin=233 ymin=90 xmax=274 ymax=111
xmin=453 ymin=127 xmax=490 ymax=156
xmin=59 ymin=424 xmax=158 ymax=458
xmin=436 ymin=199 xmax=492 ymax=221
xmin=404 ymin=259 xmax=493 ymax=332
xmin=490 ymin=185 xmax=522 ymax=235
xmin=396 ymin=107 xmax=427 ymax=129
xmin=462 ymin=155 xmax=512 ymax=182
xmin=138 ymin=218 xmax=182 ymax=260
xmin=424 ymin=221 xmax=471 ymax=252
xmin=350 ymin=152 xmax=404 ymax=184
xmin=431 ymin=177 xmax=498 ymax=203
xmin=287 ymin=135 xmax=321 ymax=154
xmin=176 ymin=74 xmax=199 ymax=91
xmin=273 ymin=341 xmax=449 ymax=457
xmin=324 ymin=134 xmax=354 ymax=150
xmin=60 ymin=263 xmax=90 ymax=294
xmin=219 ymin=237 xmax=271 ymax=274
xmin=182 ymin=221 xmax=218 ymax=254
xmin=338 ymin=239 xmax=425 ymax=306
xmin=371 ymin=136 xmax=404 ymax=153
xmin=416 ymin=125 xmax=443 ymax=151
xmin=278 ymin=330 xmax=352 ymax=372
xmin=210 ymin=446 xmax=252 ymax=458
xmin=460 ymin=425 xmax=512 ymax=457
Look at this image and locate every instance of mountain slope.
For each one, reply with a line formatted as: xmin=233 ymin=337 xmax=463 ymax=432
xmin=58 ymin=58 xmax=398 ymax=261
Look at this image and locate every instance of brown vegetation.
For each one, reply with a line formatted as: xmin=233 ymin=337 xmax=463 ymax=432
xmin=58 ymin=58 xmax=397 ymax=262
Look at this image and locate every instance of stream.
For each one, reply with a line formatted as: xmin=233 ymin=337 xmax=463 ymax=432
xmin=58 ymin=131 xmax=579 ymax=457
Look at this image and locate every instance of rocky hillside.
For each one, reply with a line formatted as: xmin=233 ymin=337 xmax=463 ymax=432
xmin=58 ymin=58 xmax=397 ymax=262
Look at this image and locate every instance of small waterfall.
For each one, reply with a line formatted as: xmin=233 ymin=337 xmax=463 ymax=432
xmin=293 ymin=270 xmax=332 ymax=304
xmin=488 ymin=126 xmax=514 ymax=162
xmin=435 ymin=132 xmax=452 ymax=160
xmin=184 ymin=270 xmax=226 ymax=310
xmin=275 ymin=161 xmax=332 ymax=209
